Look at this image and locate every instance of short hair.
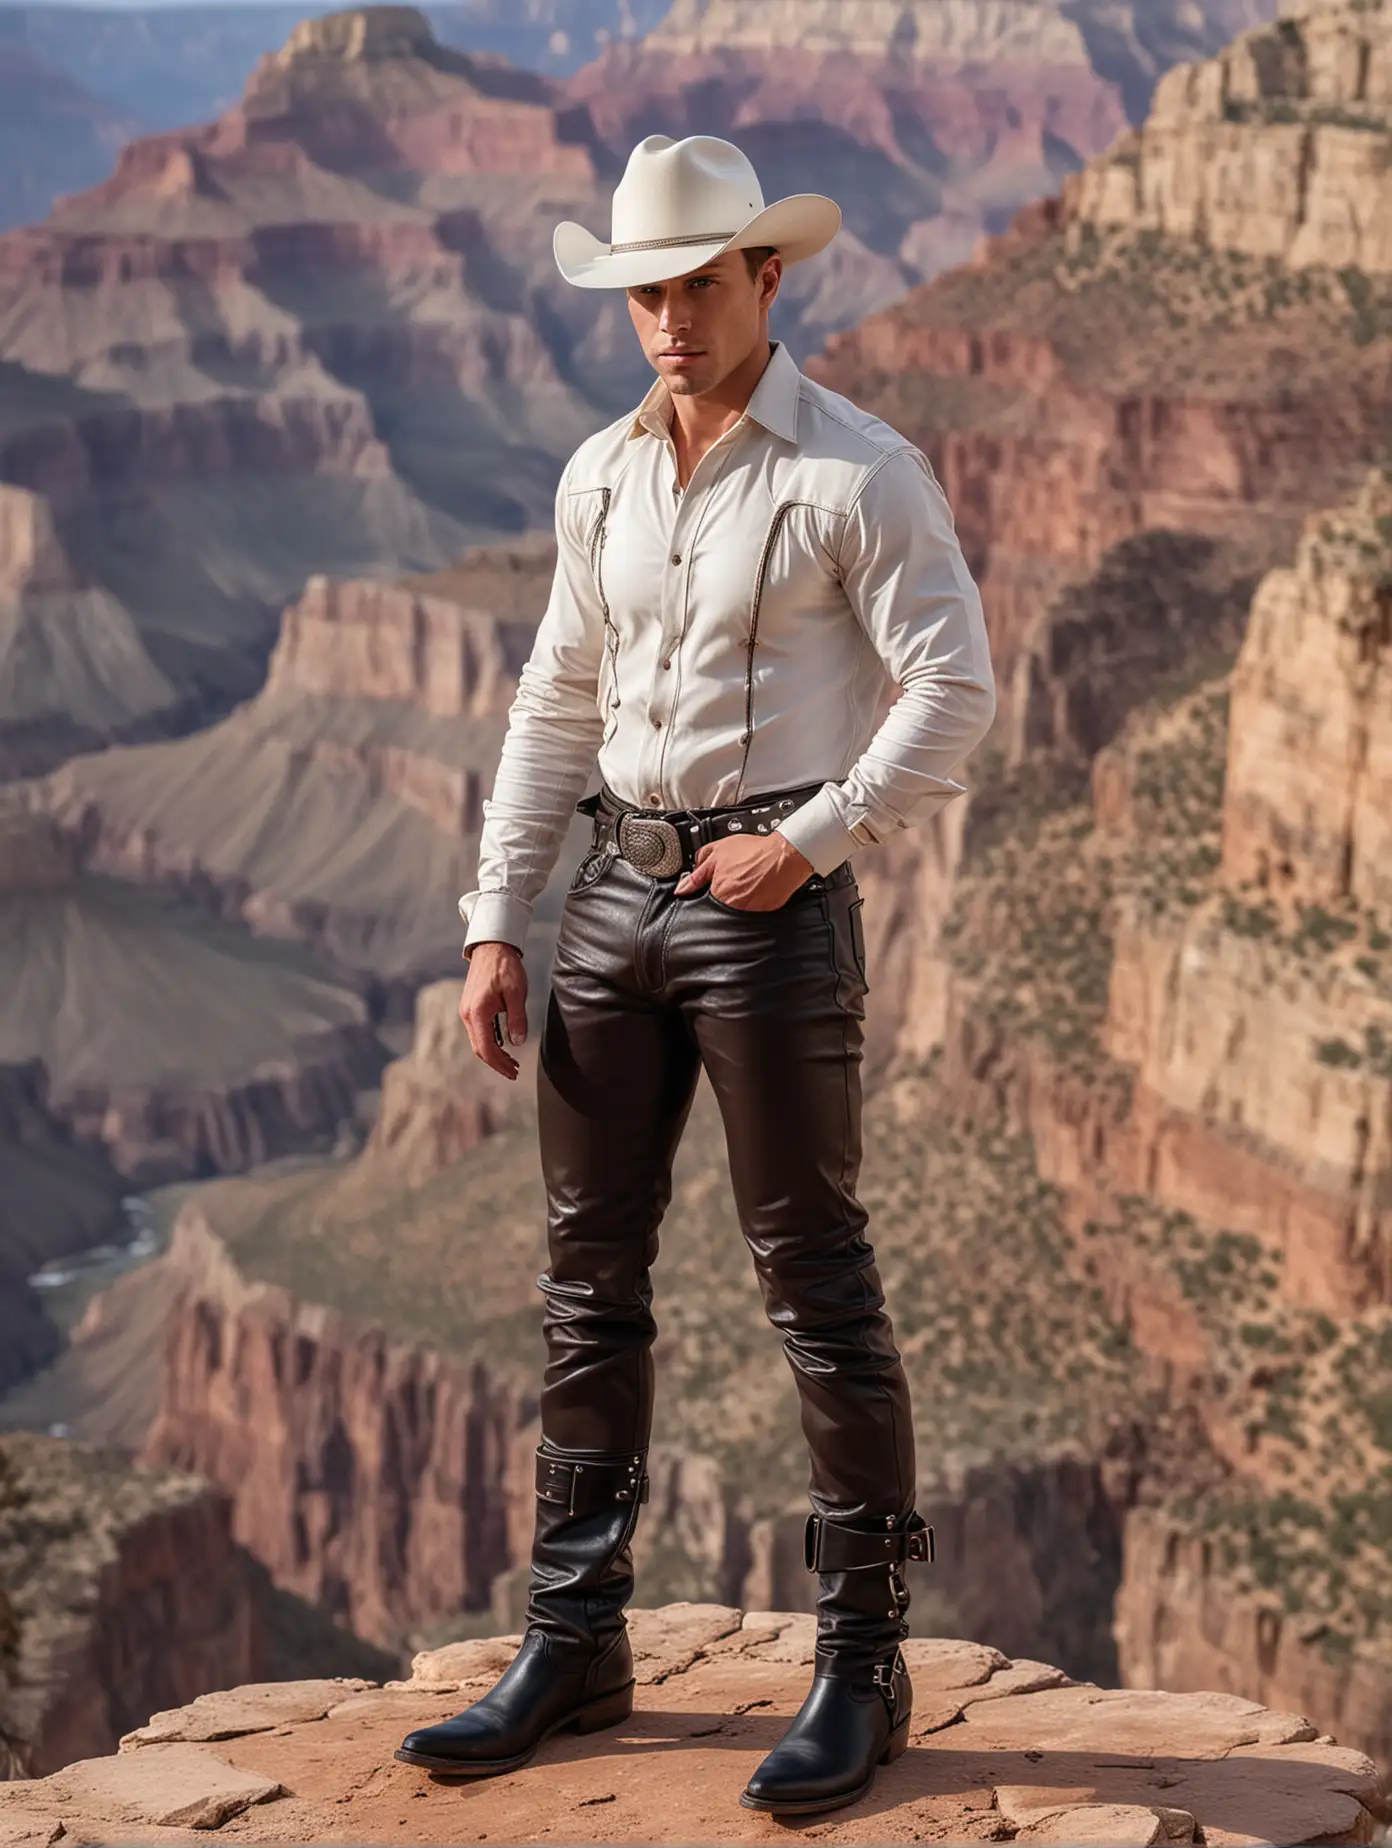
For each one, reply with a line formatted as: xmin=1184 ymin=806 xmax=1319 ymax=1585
xmin=741 ymin=244 xmax=777 ymax=281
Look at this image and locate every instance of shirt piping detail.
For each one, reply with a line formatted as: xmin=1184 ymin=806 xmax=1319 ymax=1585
xmin=734 ymin=498 xmax=819 ymax=804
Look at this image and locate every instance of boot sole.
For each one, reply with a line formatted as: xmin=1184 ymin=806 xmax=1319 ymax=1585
xmin=738 ymin=1712 xmax=911 ymax=1815
xmin=393 ymin=1679 xmax=635 ymax=1778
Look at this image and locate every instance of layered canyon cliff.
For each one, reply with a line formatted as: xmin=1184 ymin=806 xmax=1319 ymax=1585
xmin=23 ymin=537 xmax=562 ymax=1006
xmin=0 ymin=805 xmax=389 ymax=1189
xmin=0 ymin=1433 xmax=262 ymax=1778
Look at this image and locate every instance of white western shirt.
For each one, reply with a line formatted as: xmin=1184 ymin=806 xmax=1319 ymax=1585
xmin=458 ymin=338 xmax=995 ymax=954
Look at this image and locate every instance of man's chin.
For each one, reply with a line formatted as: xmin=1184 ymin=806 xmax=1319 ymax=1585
xmin=658 ymin=359 xmax=713 ymax=394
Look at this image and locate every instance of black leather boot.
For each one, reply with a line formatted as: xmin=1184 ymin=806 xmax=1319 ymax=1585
xmin=740 ymin=1509 xmax=934 ymax=1815
xmin=395 ymin=1444 xmax=648 ymax=1776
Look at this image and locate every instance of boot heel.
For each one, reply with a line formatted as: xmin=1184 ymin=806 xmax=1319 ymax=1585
xmin=569 ymin=1679 xmax=635 ymax=1734
xmin=879 ymin=1714 xmax=911 ymax=1764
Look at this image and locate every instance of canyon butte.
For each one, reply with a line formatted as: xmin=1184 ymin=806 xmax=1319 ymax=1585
xmin=1 ymin=0 xmax=1391 ymax=1833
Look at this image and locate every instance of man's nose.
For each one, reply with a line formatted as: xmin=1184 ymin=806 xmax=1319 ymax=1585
xmin=657 ymin=291 xmax=690 ymax=332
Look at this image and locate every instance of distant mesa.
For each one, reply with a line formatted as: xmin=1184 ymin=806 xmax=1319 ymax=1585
xmin=273 ymin=5 xmax=439 ymax=66
xmin=1065 ymin=0 xmax=1392 ymax=273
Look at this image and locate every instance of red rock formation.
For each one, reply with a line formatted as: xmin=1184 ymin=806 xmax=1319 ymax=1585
xmin=265 ymin=568 xmax=531 ymax=719
xmin=141 ymin=1206 xmax=527 ymax=1647
xmin=28 ymin=538 xmax=557 ymax=994
xmin=809 ymin=5 xmax=1391 ymax=745
xmin=1222 ymin=476 xmax=1392 ymax=911
xmin=566 ymin=0 xmax=1132 ymax=289
xmin=0 ymin=1433 xmax=263 ymax=1777
xmin=1086 ymin=480 xmax=1392 ymax=1315
xmin=0 ymin=7 xmax=605 ymax=776
xmin=1116 ymin=1507 xmax=1392 ymax=1775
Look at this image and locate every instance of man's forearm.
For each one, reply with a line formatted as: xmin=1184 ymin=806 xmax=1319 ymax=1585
xmin=776 ymin=447 xmax=996 ymax=875
xmin=776 ymin=665 xmax=996 ymax=875
xmin=458 ymin=657 xmax=605 ymax=956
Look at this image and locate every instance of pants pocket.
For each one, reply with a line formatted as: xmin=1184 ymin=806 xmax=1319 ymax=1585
xmin=848 ymin=897 xmax=866 ymax=982
xmin=569 ymin=845 xmax=617 ymax=893
xmin=702 ymin=875 xmax=826 ymax=916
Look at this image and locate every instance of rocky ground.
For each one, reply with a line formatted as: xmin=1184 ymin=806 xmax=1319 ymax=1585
xmin=0 ymin=1604 xmax=1385 ymax=1847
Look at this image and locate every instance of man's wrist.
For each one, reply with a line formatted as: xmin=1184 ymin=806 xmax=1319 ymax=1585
xmin=773 ymin=787 xmax=864 ymax=877
xmin=773 ymin=833 xmax=814 ymax=875
xmin=459 ymin=888 xmax=532 ymax=957
xmin=463 ymin=938 xmax=524 ymax=961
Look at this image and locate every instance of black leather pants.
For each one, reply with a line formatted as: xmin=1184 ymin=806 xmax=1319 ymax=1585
xmin=534 ymin=820 xmax=918 ymax=1667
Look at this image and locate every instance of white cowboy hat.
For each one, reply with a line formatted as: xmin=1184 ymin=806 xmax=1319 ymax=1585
xmin=554 ymin=134 xmax=842 ymax=289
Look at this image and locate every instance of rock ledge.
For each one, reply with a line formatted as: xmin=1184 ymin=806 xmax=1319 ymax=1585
xmin=0 ymin=1604 xmax=1385 ymax=1845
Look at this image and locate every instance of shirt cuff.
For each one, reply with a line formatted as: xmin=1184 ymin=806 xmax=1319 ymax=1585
xmin=774 ymin=786 xmax=866 ymax=877
xmin=458 ymin=888 xmax=531 ymax=956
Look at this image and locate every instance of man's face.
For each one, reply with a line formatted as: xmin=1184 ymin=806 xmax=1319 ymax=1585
xmin=626 ymin=249 xmax=782 ymax=398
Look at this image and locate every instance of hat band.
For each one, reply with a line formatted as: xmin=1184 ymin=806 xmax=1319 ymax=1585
xmin=607 ymin=229 xmax=735 ymax=254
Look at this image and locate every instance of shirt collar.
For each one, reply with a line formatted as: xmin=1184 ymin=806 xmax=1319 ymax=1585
xmin=627 ymin=339 xmax=803 ymax=446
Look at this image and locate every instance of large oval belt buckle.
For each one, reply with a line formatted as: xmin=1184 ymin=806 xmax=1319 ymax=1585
xmin=618 ymin=812 xmax=683 ymax=877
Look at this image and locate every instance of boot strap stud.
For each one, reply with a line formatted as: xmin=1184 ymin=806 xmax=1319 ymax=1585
xmin=536 ymin=1448 xmax=651 ymax=1515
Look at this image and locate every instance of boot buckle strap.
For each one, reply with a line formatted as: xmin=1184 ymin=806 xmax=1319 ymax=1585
xmin=872 ymin=1648 xmax=907 ymax=1691
xmin=803 ymin=1511 xmax=935 ymax=1572
xmin=536 ymin=1450 xmax=650 ymax=1516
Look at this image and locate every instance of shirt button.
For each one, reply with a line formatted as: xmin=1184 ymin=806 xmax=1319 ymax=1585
xmin=671 ymin=552 xmax=682 ymax=566
xmin=647 ymin=793 xmax=661 ymax=805
xmin=662 ymin=658 xmax=671 ymax=670
xmin=652 ymin=716 xmax=662 ymax=728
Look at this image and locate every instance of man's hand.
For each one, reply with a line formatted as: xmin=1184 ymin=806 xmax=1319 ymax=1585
xmin=674 ymin=832 xmax=814 ymax=910
xmin=459 ymin=941 xmax=528 ymax=1080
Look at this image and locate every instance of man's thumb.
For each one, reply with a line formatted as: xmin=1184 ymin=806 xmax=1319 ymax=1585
xmin=678 ymin=851 xmax=713 ymax=892
xmin=504 ymin=981 xmax=528 ymax=1045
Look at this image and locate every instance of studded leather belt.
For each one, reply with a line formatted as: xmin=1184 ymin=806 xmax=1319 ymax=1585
xmin=575 ymin=780 xmax=828 ymax=879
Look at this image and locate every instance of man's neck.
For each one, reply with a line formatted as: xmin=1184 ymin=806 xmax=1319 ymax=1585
xmin=669 ymin=337 xmax=775 ymax=459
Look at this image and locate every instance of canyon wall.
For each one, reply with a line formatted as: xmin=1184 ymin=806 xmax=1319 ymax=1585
xmin=140 ymin=1206 xmax=526 ymax=1647
xmin=1221 ymin=473 xmax=1392 ymax=909
xmin=925 ymin=471 xmax=1392 ymax=1762
xmin=0 ymin=1433 xmax=263 ymax=1777
xmin=1067 ymin=1 xmax=1392 ymax=273
xmin=1116 ymin=1506 xmax=1392 ymax=1773
xmin=1097 ymin=476 xmax=1392 ymax=1315
xmin=29 ymin=540 xmax=554 ymax=999
xmin=0 ymin=1051 xmax=126 ymax=1396
xmin=263 ymin=567 xmax=533 ymax=719
xmin=138 ymin=1203 xmax=1134 ymax=1677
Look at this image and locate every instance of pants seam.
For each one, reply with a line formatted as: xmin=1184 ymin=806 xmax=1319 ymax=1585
xmin=828 ymin=889 xmax=906 ymax=1518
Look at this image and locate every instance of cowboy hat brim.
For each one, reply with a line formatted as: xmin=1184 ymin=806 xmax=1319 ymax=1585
xmin=553 ymin=193 xmax=842 ymax=289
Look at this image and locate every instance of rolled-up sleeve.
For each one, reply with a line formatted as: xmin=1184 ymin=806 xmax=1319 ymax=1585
xmin=457 ymin=458 xmax=607 ymax=955
xmin=774 ymin=446 xmax=996 ymax=876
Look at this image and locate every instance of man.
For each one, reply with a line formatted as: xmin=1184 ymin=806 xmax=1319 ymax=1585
xmin=396 ymin=134 xmax=996 ymax=1816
